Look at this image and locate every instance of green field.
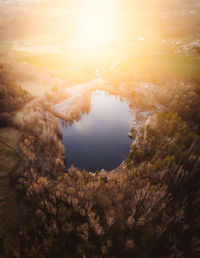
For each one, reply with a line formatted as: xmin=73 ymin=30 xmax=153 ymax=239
xmin=1 ymin=37 xmax=199 ymax=82
xmin=17 ymin=52 xmax=68 ymax=69
xmin=116 ymin=53 xmax=200 ymax=80
xmin=0 ymin=41 xmax=13 ymax=52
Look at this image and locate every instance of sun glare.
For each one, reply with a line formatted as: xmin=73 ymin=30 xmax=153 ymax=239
xmin=77 ymin=0 xmax=115 ymax=40
xmin=70 ymin=0 xmax=118 ymax=60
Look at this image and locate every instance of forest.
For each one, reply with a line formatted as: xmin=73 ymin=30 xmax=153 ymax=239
xmin=0 ymin=68 xmax=199 ymax=258
xmin=0 ymin=0 xmax=200 ymax=258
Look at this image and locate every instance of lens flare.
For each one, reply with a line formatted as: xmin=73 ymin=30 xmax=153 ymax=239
xmin=77 ymin=0 xmax=116 ymax=40
xmin=69 ymin=0 xmax=119 ymax=60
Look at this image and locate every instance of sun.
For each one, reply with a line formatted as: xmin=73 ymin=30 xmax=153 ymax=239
xmin=77 ymin=0 xmax=115 ymax=41
xmin=69 ymin=0 xmax=119 ymax=60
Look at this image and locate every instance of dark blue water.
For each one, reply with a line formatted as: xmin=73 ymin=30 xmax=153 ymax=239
xmin=60 ymin=90 xmax=132 ymax=172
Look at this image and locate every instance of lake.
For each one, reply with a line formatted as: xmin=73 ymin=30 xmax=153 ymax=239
xmin=60 ymin=90 xmax=132 ymax=172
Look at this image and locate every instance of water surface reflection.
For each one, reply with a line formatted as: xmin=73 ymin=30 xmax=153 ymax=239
xmin=60 ymin=90 xmax=132 ymax=171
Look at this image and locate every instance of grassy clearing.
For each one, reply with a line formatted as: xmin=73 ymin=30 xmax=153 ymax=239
xmin=0 ymin=127 xmax=20 ymax=177
xmin=16 ymin=52 xmax=68 ymax=69
xmin=18 ymin=80 xmax=53 ymax=96
xmin=0 ymin=41 xmax=13 ymax=52
xmin=15 ymin=48 xmax=200 ymax=80
xmin=118 ymin=53 xmax=200 ymax=80
xmin=143 ymin=53 xmax=200 ymax=79
xmin=5 ymin=34 xmax=55 ymax=41
xmin=0 ymin=127 xmax=21 ymax=238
